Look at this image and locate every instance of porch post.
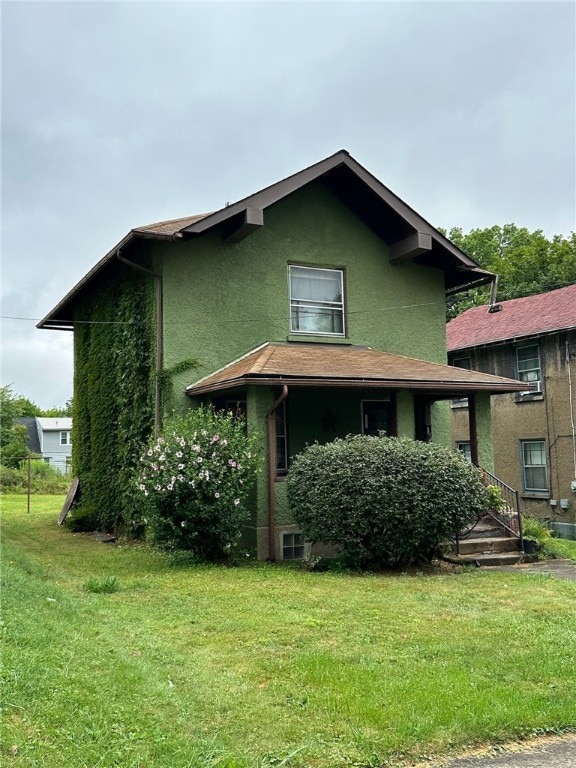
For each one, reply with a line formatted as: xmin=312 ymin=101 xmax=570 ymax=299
xmin=266 ymin=385 xmax=288 ymax=561
xmin=468 ymin=393 xmax=479 ymax=466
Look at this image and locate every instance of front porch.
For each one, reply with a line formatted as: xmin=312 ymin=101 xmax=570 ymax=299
xmin=186 ymin=342 xmax=529 ymax=560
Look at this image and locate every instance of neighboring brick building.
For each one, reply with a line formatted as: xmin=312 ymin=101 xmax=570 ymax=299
xmin=447 ymin=285 xmax=576 ymax=535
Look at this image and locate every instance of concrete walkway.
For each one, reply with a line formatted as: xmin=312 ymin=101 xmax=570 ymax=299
xmin=487 ymin=558 xmax=576 ymax=581
xmin=437 ymin=735 xmax=576 ymax=767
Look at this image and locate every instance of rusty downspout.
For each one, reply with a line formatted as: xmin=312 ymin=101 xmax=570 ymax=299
xmin=266 ymin=385 xmax=288 ymax=561
xmin=117 ymin=252 xmax=163 ymax=435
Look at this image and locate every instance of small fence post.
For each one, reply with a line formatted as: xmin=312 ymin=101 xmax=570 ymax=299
xmin=27 ymin=455 xmax=31 ymax=514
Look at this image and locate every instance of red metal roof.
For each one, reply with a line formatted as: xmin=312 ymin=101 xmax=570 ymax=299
xmin=447 ymin=285 xmax=576 ymax=352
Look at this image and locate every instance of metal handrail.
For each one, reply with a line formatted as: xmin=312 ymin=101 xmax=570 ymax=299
xmin=479 ymin=467 xmax=524 ymax=551
xmin=452 ymin=468 xmax=524 ymax=556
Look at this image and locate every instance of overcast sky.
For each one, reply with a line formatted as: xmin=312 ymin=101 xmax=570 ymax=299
xmin=1 ymin=0 xmax=575 ymax=409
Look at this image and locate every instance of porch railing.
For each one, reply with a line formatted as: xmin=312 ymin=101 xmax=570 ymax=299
xmin=453 ymin=467 xmax=524 ymax=555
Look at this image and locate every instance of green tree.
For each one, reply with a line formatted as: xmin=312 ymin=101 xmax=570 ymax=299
xmin=446 ymin=225 xmax=576 ymax=318
xmin=1 ymin=386 xmax=33 ymax=467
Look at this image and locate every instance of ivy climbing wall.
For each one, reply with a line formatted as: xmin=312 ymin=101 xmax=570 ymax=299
xmin=72 ymin=266 xmax=155 ymax=531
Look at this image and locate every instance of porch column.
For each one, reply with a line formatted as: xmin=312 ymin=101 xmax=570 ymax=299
xmin=468 ymin=393 xmax=479 ymax=466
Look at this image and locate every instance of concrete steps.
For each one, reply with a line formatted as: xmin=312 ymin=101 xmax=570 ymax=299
xmin=453 ymin=515 xmax=523 ymax=566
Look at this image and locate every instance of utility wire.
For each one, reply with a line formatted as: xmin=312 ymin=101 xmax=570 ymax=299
xmin=1 ymin=300 xmax=444 ymax=326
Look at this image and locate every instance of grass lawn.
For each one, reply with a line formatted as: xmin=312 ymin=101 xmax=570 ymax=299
xmin=1 ymin=495 xmax=575 ymax=768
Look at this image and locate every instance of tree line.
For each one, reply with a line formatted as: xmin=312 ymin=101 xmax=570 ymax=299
xmin=444 ymin=224 xmax=575 ymax=319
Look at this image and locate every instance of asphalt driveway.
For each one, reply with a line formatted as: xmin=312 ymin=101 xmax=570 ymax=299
xmin=437 ymin=735 xmax=576 ymax=767
xmin=488 ymin=558 xmax=576 ymax=581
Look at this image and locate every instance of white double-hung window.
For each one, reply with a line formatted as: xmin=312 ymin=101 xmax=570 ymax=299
xmin=516 ymin=345 xmax=541 ymax=392
xmin=521 ymin=440 xmax=548 ymax=492
xmin=289 ymin=265 xmax=345 ymax=336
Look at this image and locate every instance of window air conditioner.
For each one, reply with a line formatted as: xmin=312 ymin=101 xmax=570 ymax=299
xmin=520 ymin=380 xmax=541 ymax=396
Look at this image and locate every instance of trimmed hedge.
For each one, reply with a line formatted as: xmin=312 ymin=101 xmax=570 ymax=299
xmin=286 ymin=435 xmax=490 ymax=569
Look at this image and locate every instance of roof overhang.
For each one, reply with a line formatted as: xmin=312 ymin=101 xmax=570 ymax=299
xmin=38 ymin=150 xmax=493 ymax=330
xmin=186 ymin=342 xmax=530 ymax=398
xmin=179 ymin=151 xmax=494 ymax=293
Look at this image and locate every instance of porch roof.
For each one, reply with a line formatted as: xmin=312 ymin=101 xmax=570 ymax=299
xmin=185 ymin=342 xmax=531 ymax=397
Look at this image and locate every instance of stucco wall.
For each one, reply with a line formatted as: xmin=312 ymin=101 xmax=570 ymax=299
xmin=158 ymin=180 xmax=471 ymax=557
xmin=158 ymin=180 xmax=448 ymax=407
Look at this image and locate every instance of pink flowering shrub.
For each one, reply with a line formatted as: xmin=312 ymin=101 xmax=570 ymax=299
xmin=136 ymin=406 xmax=260 ymax=560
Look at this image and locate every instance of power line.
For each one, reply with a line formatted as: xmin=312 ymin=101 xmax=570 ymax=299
xmin=1 ymin=300 xmax=444 ymax=326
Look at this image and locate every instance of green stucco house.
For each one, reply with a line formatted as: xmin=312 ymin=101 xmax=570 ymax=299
xmin=39 ymin=150 xmax=527 ymax=558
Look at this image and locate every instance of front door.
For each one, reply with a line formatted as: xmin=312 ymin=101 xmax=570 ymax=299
xmin=362 ymin=398 xmax=395 ymax=437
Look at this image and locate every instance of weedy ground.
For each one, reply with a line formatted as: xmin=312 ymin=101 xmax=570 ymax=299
xmin=2 ymin=495 xmax=575 ymax=768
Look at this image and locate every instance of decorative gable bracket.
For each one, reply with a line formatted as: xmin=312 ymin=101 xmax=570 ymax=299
xmin=225 ymin=207 xmax=264 ymax=243
xmin=389 ymin=231 xmax=432 ymax=263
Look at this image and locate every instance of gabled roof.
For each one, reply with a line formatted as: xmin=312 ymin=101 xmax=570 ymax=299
xmin=36 ymin=417 xmax=72 ymax=431
xmin=14 ymin=417 xmax=41 ymax=454
xmin=185 ymin=342 xmax=528 ymax=397
xmin=38 ymin=150 xmax=493 ymax=330
xmin=447 ymin=284 xmax=576 ymax=352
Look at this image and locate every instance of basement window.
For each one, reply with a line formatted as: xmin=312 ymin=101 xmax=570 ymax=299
xmin=282 ymin=532 xmax=305 ymax=560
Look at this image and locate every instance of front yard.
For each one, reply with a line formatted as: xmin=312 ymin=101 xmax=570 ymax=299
xmin=1 ymin=495 xmax=575 ymax=767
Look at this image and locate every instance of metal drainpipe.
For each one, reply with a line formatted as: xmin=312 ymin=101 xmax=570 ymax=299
xmin=116 ymin=252 xmax=163 ymax=435
xmin=266 ymin=385 xmax=288 ymax=561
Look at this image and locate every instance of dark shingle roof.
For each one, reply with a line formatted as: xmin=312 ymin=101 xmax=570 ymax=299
xmin=14 ymin=417 xmax=41 ymax=454
xmin=447 ymin=285 xmax=576 ymax=352
xmin=185 ymin=342 xmax=528 ymax=396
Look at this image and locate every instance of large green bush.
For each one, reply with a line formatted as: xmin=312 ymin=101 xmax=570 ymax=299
xmin=136 ymin=406 xmax=260 ymax=561
xmin=286 ymin=435 xmax=491 ymax=569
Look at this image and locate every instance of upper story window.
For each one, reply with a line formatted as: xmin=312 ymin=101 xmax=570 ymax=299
xmin=60 ymin=431 xmax=72 ymax=446
xmin=516 ymin=344 xmax=542 ymax=392
xmin=452 ymin=356 xmax=471 ymax=370
xmin=289 ymin=265 xmax=345 ymax=336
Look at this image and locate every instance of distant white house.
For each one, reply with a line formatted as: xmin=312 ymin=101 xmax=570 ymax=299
xmin=16 ymin=417 xmax=72 ymax=474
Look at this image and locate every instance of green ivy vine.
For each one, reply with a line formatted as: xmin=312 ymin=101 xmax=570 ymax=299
xmin=157 ymin=358 xmax=198 ymax=413
xmin=72 ymin=264 xmax=155 ymax=532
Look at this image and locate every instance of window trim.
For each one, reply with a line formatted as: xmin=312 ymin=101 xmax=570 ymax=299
xmin=456 ymin=441 xmax=472 ymax=461
xmin=288 ymin=264 xmax=345 ymax=337
xmin=516 ymin=344 xmax=542 ymax=392
xmin=520 ymin=439 xmax=549 ymax=493
xmin=282 ymin=531 xmax=305 ymax=560
xmin=60 ymin=431 xmax=71 ymax=446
